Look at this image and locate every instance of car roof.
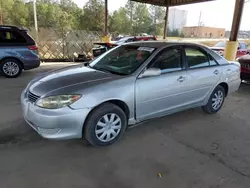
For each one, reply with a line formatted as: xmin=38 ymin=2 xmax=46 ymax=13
xmin=0 ymin=25 xmax=27 ymax=32
xmin=125 ymin=41 xmax=206 ymax=49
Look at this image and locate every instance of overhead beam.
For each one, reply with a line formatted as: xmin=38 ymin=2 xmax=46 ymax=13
xmin=131 ymin=0 xmax=214 ymax=7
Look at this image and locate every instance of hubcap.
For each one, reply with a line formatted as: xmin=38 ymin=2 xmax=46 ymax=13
xmin=212 ymin=90 xmax=224 ymax=110
xmin=3 ymin=62 xmax=19 ymax=76
xmin=95 ymin=113 xmax=122 ymax=142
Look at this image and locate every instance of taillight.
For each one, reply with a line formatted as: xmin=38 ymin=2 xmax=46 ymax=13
xmin=27 ymin=45 xmax=38 ymax=51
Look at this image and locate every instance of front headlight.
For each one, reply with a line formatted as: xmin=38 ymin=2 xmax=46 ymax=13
xmin=36 ymin=95 xmax=81 ymax=109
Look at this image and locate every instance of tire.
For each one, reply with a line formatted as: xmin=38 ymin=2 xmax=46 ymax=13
xmin=202 ymin=85 xmax=226 ymax=114
xmin=0 ymin=58 xmax=22 ymax=78
xmin=84 ymin=103 xmax=127 ymax=147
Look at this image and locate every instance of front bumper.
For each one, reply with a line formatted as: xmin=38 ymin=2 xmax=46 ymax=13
xmin=21 ymin=91 xmax=92 ymax=140
xmin=241 ymin=72 xmax=250 ymax=81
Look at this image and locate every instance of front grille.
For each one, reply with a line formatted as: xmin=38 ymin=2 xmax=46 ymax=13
xmin=27 ymin=91 xmax=40 ymax=103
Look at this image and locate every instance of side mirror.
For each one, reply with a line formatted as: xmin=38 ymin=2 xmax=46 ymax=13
xmin=139 ymin=68 xmax=161 ymax=78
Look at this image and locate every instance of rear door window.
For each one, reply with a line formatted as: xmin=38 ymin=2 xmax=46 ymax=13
xmin=185 ymin=48 xmax=210 ymax=68
xmin=0 ymin=30 xmax=26 ymax=44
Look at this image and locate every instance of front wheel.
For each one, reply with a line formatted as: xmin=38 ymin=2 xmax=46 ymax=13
xmin=202 ymin=85 xmax=225 ymax=114
xmin=84 ymin=103 xmax=127 ymax=147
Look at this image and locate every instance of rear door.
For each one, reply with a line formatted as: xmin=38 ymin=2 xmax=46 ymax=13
xmin=184 ymin=46 xmax=221 ymax=104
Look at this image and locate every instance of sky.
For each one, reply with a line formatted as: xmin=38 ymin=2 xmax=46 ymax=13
xmin=74 ymin=0 xmax=250 ymax=30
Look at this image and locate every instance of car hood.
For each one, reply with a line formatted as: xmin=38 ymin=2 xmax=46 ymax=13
xmin=28 ymin=64 xmax=113 ymax=97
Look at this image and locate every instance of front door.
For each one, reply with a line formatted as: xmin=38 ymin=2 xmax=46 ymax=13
xmin=135 ymin=47 xmax=188 ymax=121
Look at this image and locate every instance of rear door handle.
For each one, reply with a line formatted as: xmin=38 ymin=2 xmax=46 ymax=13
xmin=214 ymin=70 xmax=219 ymax=75
xmin=177 ymin=76 xmax=186 ymax=82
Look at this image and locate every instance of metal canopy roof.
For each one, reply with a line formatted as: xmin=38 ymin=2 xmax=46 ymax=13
xmin=131 ymin=0 xmax=215 ymax=7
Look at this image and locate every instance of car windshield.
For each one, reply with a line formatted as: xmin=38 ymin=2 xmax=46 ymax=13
xmin=89 ymin=45 xmax=155 ymax=75
xmin=215 ymin=41 xmax=225 ymax=47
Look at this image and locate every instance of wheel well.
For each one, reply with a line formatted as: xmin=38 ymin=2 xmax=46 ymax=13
xmin=86 ymin=100 xmax=130 ymax=121
xmin=104 ymin=100 xmax=130 ymax=119
xmin=218 ymin=82 xmax=229 ymax=96
xmin=0 ymin=57 xmax=24 ymax=69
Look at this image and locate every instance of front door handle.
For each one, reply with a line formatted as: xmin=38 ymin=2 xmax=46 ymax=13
xmin=177 ymin=76 xmax=186 ymax=82
xmin=214 ymin=70 xmax=219 ymax=75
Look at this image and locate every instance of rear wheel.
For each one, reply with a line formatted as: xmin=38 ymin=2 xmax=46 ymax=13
xmin=202 ymin=85 xmax=225 ymax=114
xmin=0 ymin=58 xmax=22 ymax=78
xmin=84 ymin=103 xmax=127 ymax=147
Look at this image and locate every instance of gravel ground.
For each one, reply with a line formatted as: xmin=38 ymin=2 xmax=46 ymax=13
xmin=0 ymin=63 xmax=250 ymax=188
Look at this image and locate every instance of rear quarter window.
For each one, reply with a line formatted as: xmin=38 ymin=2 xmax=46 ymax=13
xmin=0 ymin=30 xmax=26 ymax=44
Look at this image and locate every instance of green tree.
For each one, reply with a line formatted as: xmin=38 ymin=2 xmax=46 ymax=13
xmin=11 ymin=0 xmax=28 ymax=26
xmin=124 ymin=0 xmax=136 ymax=34
xmin=109 ymin=7 xmax=130 ymax=34
xmin=0 ymin=0 xmax=14 ymax=25
xmin=168 ymin=29 xmax=180 ymax=37
xmin=80 ymin=0 xmax=104 ymax=31
xmin=132 ymin=3 xmax=151 ymax=35
xmin=149 ymin=5 xmax=165 ymax=35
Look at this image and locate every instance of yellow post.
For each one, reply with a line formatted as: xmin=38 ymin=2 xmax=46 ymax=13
xmin=100 ymin=35 xmax=111 ymax=43
xmin=224 ymin=41 xmax=238 ymax=61
xmin=224 ymin=0 xmax=244 ymax=61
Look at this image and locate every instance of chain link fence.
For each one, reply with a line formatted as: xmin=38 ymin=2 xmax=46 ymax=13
xmin=26 ymin=28 xmax=102 ymax=61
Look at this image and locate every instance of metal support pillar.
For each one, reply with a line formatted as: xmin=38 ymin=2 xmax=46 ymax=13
xmin=224 ymin=0 xmax=244 ymax=61
xmin=33 ymin=0 xmax=38 ymax=43
xmin=163 ymin=6 xmax=169 ymax=40
xmin=101 ymin=0 xmax=110 ymax=42
xmin=104 ymin=0 xmax=108 ymax=36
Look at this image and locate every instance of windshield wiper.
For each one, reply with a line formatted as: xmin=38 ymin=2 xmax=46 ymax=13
xmin=91 ymin=66 xmax=127 ymax=76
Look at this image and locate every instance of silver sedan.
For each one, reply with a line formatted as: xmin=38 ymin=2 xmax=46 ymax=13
xmin=21 ymin=42 xmax=241 ymax=146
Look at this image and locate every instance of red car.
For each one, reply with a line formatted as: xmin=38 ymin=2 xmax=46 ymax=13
xmin=210 ymin=41 xmax=249 ymax=58
xmin=238 ymin=55 xmax=250 ymax=81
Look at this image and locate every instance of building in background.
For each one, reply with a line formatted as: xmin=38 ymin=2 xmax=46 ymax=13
xmin=168 ymin=8 xmax=188 ymax=31
xmin=183 ymin=26 xmax=225 ymax=38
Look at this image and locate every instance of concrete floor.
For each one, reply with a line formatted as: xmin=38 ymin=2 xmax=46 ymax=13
xmin=0 ymin=63 xmax=250 ymax=188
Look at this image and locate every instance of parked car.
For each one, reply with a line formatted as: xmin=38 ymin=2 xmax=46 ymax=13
xmin=92 ymin=42 xmax=118 ymax=57
xmin=210 ymin=41 xmax=249 ymax=58
xmin=238 ymin=54 xmax=250 ymax=81
xmin=115 ymin=35 xmax=157 ymax=45
xmin=92 ymin=36 xmax=157 ymax=58
xmin=0 ymin=25 xmax=40 ymax=78
xmin=21 ymin=42 xmax=241 ymax=146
